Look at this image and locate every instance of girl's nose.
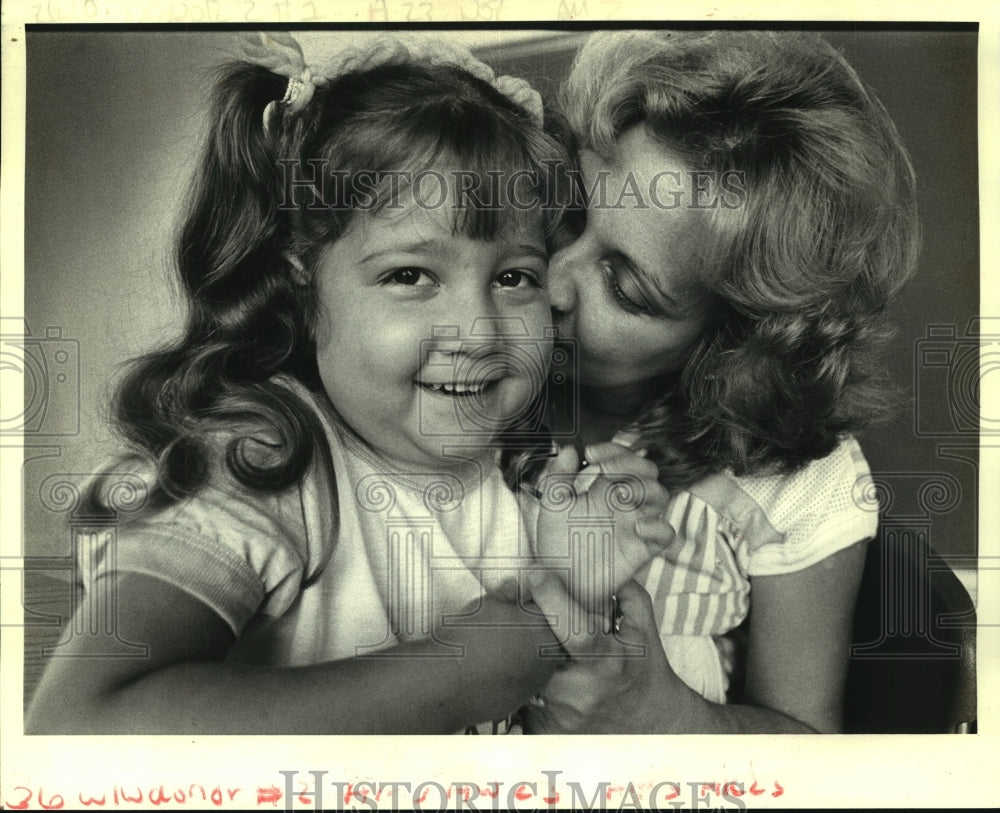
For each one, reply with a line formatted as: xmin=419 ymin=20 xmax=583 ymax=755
xmin=431 ymin=284 xmax=504 ymax=345
xmin=547 ymin=244 xmax=579 ymax=318
xmin=422 ymin=291 xmax=509 ymax=369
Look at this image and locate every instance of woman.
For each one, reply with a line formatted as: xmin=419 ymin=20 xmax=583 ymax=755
xmin=525 ymin=29 xmax=919 ymax=733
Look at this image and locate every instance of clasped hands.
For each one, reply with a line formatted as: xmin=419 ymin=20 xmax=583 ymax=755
xmin=521 ymin=442 xmax=682 ymax=733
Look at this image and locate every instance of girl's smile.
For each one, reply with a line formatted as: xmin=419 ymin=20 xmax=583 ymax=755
xmin=417 ymin=381 xmax=493 ymax=396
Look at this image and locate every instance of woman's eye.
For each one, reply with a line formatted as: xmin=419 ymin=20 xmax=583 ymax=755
xmin=386 ymin=267 xmax=432 ymax=286
xmin=604 ymin=265 xmax=655 ymax=316
xmin=495 ymin=269 xmax=540 ymax=289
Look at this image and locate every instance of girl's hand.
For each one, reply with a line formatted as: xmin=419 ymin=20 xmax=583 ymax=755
xmin=531 ymin=443 xmax=674 ymax=616
xmin=521 ymin=579 xmax=679 ymax=733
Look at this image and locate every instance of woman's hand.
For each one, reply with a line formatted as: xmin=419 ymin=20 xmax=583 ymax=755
xmin=523 ymin=542 xmax=869 ymax=734
xmin=531 ymin=442 xmax=674 ymax=619
xmin=521 ymin=580 xmax=679 ymax=733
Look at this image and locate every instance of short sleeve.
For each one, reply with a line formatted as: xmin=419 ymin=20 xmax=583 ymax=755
xmin=83 ymin=445 xmax=337 ymax=637
xmin=735 ymin=437 xmax=878 ymax=577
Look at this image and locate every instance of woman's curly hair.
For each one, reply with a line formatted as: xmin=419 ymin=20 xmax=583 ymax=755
xmin=562 ymin=30 xmax=920 ymax=489
xmin=109 ymin=55 xmax=569 ymax=505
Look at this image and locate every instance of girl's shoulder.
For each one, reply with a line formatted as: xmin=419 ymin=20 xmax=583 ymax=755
xmin=85 ymin=377 xmax=344 ymax=632
xmin=98 ymin=375 xmax=342 ymax=556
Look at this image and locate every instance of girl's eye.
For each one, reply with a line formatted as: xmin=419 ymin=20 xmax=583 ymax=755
xmin=495 ymin=269 xmax=540 ymax=289
xmin=386 ymin=267 xmax=433 ymax=286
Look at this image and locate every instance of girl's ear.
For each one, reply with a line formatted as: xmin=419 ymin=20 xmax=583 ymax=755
xmin=285 ymin=253 xmax=310 ymax=285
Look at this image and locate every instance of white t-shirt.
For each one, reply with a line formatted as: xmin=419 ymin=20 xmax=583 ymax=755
xmin=84 ymin=378 xmax=535 ymax=732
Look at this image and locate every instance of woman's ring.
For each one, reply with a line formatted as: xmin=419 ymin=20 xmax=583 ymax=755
xmin=611 ymin=594 xmax=624 ymax=633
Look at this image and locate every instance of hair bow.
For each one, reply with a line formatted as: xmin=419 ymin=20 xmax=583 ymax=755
xmin=238 ymin=32 xmax=328 ymax=135
xmin=239 ymin=32 xmax=544 ymax=135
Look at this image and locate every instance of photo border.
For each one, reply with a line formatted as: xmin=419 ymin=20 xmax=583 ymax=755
xmin=2 ymin=2 xmax=997 ymax=809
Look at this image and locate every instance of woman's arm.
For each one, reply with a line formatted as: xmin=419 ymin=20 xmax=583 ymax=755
xmin=523 ymin=540 xmax=867 ymax=734
xmin=738 ymin=539 xmax=867 ymax=733
xmin=26 ymin=572 xmax=561 ymax=734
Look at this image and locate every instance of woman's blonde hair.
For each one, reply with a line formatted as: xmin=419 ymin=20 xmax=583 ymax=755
xmin=563 ymin=30 xmax=920 ymax=487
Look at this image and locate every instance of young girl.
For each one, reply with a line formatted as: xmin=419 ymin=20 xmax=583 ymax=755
xmin=26 ymin=32 xmax=670 ymax=735
xmin=523 ymin=30 xmax=921 ymax=733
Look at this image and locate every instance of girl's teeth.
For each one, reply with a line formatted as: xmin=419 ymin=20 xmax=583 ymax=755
xmin=426 ymin=382 xmax=487 ymax=394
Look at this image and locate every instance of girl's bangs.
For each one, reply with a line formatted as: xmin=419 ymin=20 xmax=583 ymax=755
xmin=354 ymin=132 xmax=561 ymax=241
xmin=296 ymin=70 xmax=570 ymax=245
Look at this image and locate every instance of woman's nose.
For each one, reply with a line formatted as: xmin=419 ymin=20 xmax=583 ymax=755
xmin=547 ymin=245 xmax=579 ymax=317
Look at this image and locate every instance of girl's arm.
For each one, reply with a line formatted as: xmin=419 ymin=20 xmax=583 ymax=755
xmin=27 ymin=572 xmax=561 ymax=734
xmin=523 ymin=539 xmax=867 ymax=734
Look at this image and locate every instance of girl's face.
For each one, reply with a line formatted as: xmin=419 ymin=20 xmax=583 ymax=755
xmin=312 ymin=168 xmax=551 ymax=472
xmin=548 ymin=126 xmax=714 ymax=394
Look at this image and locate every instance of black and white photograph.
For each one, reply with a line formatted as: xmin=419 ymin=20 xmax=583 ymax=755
xmin=2 ymin=2 xmax=997 ymax=809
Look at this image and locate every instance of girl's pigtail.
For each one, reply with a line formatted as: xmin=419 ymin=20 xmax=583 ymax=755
xmin=181 ymin=63 xmax=290 ymax=322
xmin=112 ymin=63 xmax=324 ymax=502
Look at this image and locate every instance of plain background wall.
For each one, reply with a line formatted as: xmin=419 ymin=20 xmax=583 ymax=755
xmin=20 ymin=28 xmax=979 ymax=565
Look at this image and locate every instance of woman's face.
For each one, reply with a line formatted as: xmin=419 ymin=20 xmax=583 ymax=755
xmin=549 ymin=126 xmax=714 ymax=392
